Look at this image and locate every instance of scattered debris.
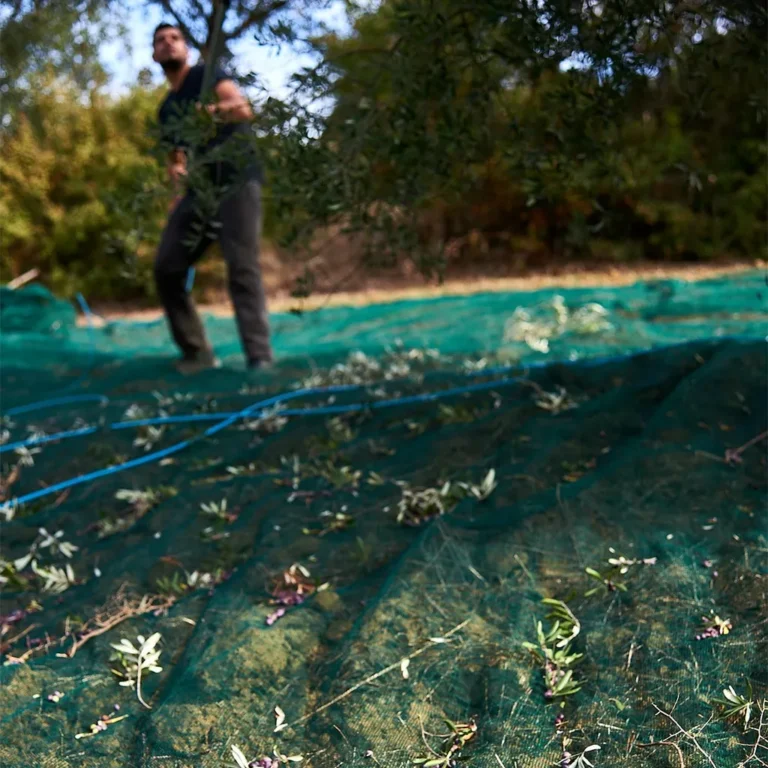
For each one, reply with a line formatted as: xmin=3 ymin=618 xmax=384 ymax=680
xmin=74 ymin=712 xmax=129 ymax=740
xmin=200 ymin=498 xmax=238 ymax=523
xmin=299 ymin=346 xmax=440 ymax=388
xmin=31 ymin=561 xmax=77 ymax=594
xmin=14 ymin=446 xmax=42 ymax=467
xmin=302 ymin=510 xmax=354 ymax=537
xmin=265 ymin=564 xmax=322 ymax=627
xmin=560 ymin=743 xmax=600 ymax=768
xmin=241 ymin=404 xmax=289 ymax=435
xmin=133 ymin=426 xmax=165 ymax=452
xmin=696 ymin=612 xmax=732 ymax=640
xmin=522 ymin=599 xmax=583 ymax=701
xmin=413 ymin=718 xmax=477 ymax=767
xmin=232 ymin=745 xmax=303 ymax=767
xmin=584 ymin=551 xmax=656 ymax=596
xmin=504 ymin=295 xmax=612 ymax=353
xmin=94 ymin=487 xmax=177 ymax=538
xmin=396 ymin=470 xmax=497 ymax=526
xmin=156 ymin=568 xmax=230 ymax=597
xmin=110 ymin=632 xmax=163 ymax=709
xmin=725 ymin=430 xmax=768 ymax=465
xmin=274 ymin=705 xmax=287 ymax=732
xmin=65 ymin=587 xmax=175 ymax=659
xmin=711 ymin=684 xmax=754 ymax=728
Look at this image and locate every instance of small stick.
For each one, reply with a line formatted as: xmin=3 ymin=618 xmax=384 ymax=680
xmin=284 ymin=619 xmax=471 ymax=730
xmin=742 ymin=700 xmax=767 ymax=767
xmin=7 ymin=269 xmax=39 ymax=290
xmin=514 ymin=554 xmax=536 ymax=586
xmin=67 ymin=591 xmax=175 ymax=658
xmin=652 ymin=704 xmax=716 ymax=768
xmin=0 ymin=465 xmax=21 ymax=500
xmin=635 ymin=740 xmax=686 ymax=768
xmin=419 ymin=716 xmax=440 ymax=758
xmin=725 ymin=430 xmax=768 ymax=465
xmin=0 ymin=623 xmax=40 ymax=653
xmin=5 ymin=632 xmax=58 ymax=664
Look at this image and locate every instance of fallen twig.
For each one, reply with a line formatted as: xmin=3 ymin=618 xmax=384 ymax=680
xmin=65 ymin=587 xmax=175 ymax=658
xmin=0 ymin=465 xmax=21 ymax=501
xmin=0 ymin=623 xmax=39 ymax=654
xmin=635 ymin=740 xmax=686 ymax=768
xmin=7 ymin=269 xmax=40 ymax=290
xmin=652 ymin=704 xmax=716 ymax=768
xmin=740 ymin=699 xmax=768 ymax=767
xmin=283 ymin=618 xmax=472 ymax=730
xmin=725 ymin=430 xmax=768 ymax=465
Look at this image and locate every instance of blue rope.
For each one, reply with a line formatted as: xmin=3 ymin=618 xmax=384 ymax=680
xmin=108 ymin=384 xmax=361 ymax=432
xmin=186 ymin=268 xmax=196 ymax=293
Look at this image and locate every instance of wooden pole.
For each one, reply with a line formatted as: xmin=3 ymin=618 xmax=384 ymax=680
xmin=7 ymin=268 xmax=40 ymax=290
xmin=201 ymin=0 xmax=226 ymax=101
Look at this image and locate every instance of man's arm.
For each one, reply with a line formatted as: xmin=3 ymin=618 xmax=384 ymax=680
xmin=167 ymin=148 xmax=186 ymax=208
xmin=203 ymin=79 xmax=254 ymax=123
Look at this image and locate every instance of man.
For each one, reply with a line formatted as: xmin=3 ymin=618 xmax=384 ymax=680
xmin=152 ymin=22 xmax=272 ymax=374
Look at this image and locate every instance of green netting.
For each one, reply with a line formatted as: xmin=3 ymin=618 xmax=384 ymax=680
xmin=0 ymin=272 xmax=766 ymax=768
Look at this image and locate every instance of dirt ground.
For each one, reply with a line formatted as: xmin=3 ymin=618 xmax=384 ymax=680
xmin=83 ymin=260 xmax=762 ymax=325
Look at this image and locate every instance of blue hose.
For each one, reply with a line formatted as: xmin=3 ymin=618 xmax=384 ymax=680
xmin=3 ymin=293 xmax=102 ymax=415
xmin=6 ymin=389 xmax=302 ymax=507
xmin=5 ymin=394 xmax=109 ymax=418
xmin=7 ymin=334 xmax=755 ymax=421
xmin=0 ymin=372 xmax=515 ymax=454
xmin=4 ymin=334 xmax=757 ymax=453
xmin=2 ymin=336 xmax=762 ymax=508
xmin=3 ymin=375 xmax=522 ymax=508
xmin=0 ymin=426 xmax=100 ymax=453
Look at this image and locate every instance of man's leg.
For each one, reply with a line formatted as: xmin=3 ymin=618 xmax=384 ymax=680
xmin=217 ymin=180 xmax=273 ymax=365
xmin=154 ymin=196 xmax=215 ymax=363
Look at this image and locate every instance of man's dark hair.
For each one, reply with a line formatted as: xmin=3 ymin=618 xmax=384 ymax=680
xmin=153 ymin=23 xmax=184 ymax=44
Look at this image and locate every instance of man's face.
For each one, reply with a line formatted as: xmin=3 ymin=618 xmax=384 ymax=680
xmin=152 ymin=26 xmax=188 ymax=72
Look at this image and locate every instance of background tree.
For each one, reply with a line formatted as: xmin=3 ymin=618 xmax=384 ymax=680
xmin=149 ymin=0 xmax=332 ymax=61
xmin=262 ymin=0 xmax=766 ymax=274
xmin=0 ymin=80 xmax=166 ymax=297
xmin=0 ymin=0 xmax=122 ymax=131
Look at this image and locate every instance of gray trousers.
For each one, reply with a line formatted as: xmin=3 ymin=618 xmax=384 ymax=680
xmin=154 ymin=180 xmax=272 ymax=363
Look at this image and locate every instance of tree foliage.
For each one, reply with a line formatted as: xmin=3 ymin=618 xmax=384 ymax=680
xmin=0 ymin=0 xmax=121 ymax=130
xmin=0 ymin=79 xmax=167 ymax=298
xmin=260 ymin=0 xmax=766 ymax=273
xmin=149 ymin=0 xmax=332 ymax=58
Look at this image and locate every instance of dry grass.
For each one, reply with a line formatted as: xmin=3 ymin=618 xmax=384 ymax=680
xmin=84 ymin=260 xmax=760 ymax=324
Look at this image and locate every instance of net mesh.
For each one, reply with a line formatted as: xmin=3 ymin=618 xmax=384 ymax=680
xmin=0 ymin=271 xmax=766 ymax=768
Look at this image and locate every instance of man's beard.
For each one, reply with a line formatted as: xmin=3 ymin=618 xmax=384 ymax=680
xmin=160 ymin=58 xmax=184 ymax=74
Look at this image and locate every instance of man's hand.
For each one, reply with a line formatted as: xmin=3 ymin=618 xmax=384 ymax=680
xmin=166 ymin=150 xmax=186 ymax=210
xmin=194 ymin=80 xmax=254 ymax=124
xmin=196 ymin=102 xmax=219 ymax=117
xmin=168 ymin=161 xmax=187 ymax=187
